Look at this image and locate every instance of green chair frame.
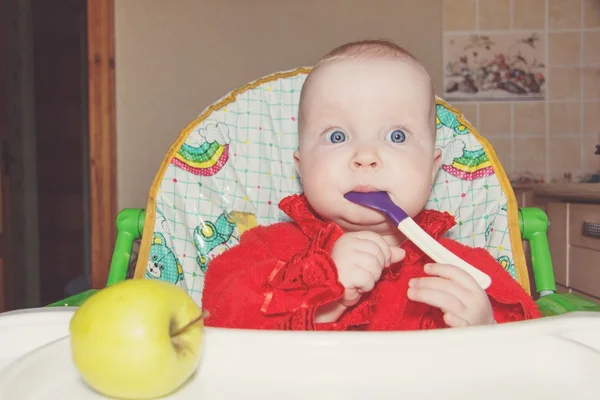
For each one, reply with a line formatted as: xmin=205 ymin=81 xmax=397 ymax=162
xmin=48 ymin=207 xmax=600 ymax=316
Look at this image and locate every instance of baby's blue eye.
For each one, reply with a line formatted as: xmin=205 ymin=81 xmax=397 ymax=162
xmin=386 ymin=129 xmax=406 ymax=143
xmin=327 ymin=130 xmax=346 ymax=144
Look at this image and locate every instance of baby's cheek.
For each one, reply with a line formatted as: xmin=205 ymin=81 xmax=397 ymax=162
xmin=394 ymin=185 xmax=432 ymax=217
xmin=304 ymin=161 xmax=334 ymax=183
xmin=302 ymin=168 xmax=338 ymax=203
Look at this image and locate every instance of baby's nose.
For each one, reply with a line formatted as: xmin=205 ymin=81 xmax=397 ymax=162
xmin=350 ymin=150 xmax=381 ymax=170
xmin=353 ymin=160 xmax=379 ymax=169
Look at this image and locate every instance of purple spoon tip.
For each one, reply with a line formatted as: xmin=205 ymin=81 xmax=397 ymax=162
xmin=344 ymin=191 xmax=408 ymax=226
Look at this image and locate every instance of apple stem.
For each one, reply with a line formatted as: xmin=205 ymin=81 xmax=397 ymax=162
xmin=170 ymin=312 xmax=206 ymax=338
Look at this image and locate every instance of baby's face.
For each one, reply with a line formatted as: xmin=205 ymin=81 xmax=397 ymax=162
xmin=295 ymin=58 xmax=441 ymax=234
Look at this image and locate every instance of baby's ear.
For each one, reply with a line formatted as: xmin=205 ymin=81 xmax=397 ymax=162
xmin=293 ymin=150 xmax=302 ymax=180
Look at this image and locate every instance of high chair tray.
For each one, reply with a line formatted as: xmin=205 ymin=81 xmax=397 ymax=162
xmin=0 ymin=307 xmax=75 ymax=373
xmin=1 ymin=310 xmax=600 ymax=399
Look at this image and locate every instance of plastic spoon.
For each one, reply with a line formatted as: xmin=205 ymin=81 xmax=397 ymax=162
xmin=344 ymin=191 xmax=492 ymax=290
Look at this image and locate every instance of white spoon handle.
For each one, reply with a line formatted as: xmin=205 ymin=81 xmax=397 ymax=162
xmin=398 ymin=219 xmax=492 ymax=290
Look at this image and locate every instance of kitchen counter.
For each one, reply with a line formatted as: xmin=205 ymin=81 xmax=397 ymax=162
xmin=512 ymin=183 xmax=600 ymax=203
xmin=512 ymin=183 xmax=600 ymax=303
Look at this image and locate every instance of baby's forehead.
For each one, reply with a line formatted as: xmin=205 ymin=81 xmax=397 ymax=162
xmin=301 ymin=59 xmax=432 ymax=110
xmin=304 ymin=58 xmax=430 ymax=98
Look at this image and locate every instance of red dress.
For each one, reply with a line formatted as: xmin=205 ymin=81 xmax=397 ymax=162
xmin=202 ymin=194 xmax=541 ymax=330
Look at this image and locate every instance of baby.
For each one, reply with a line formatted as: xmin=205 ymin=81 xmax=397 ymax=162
xmin=201 ymin=40 xmax=541 ymax=330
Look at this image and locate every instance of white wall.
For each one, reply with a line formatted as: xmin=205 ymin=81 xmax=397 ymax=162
xmin=115 ymin=0 xmax=443 ymax=209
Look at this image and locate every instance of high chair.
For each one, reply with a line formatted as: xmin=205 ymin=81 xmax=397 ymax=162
xmin=50 ymin=68 xmax=600 ymax=316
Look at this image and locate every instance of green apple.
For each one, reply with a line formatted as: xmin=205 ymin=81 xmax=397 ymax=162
xmin=69 ymin=279 xmax=204 ymax=399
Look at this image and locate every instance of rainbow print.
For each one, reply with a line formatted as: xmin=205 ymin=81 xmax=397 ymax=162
xmin=442 ymin=147 xmax=494 ymax=181
xmin=171 ymin=122 xmax=230 ymax=176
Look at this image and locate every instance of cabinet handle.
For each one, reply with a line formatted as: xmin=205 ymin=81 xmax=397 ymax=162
xmin=582 ymin=222 xmax=600 ymax=239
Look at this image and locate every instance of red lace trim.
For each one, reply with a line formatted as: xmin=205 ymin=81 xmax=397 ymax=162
xmin=260 ymin=223 xmax=345 ymax=318
xmin=271 ymin=194 xmax=463 ymax=329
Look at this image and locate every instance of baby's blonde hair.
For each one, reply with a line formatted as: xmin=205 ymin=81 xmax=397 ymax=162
xmin=298 ymin=39 xmax=436 ymax=135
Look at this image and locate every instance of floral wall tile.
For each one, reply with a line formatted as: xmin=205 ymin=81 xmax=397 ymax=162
xmin=442 ymin=0 xmax=598 ymax=180
xmin=444 ymin=33 xmax=546 ymax=101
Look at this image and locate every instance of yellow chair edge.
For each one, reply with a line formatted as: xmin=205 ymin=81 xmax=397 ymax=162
xmin=134 ymin=68 xmax=532 ymax=295
xmin=134 ymin=67 xmax=313 ymax=279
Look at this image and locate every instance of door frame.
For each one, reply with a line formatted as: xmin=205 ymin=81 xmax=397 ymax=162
xmin=87 ymin=0 xmax=117 ymax=289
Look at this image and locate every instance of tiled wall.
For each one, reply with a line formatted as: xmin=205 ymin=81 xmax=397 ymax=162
xmin=443 ymin=0 xmax=599 ymax=182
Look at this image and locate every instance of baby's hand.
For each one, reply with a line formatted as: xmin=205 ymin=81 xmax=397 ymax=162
xmin=331 ymin=231 xmax=406 ymax=307
xmin=407 ymin=263 xmax=495 ymax=327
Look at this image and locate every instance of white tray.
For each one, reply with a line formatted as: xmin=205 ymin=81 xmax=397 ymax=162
xmin=1 ymin=309 xmax=600 ymax=399
xmin=0 ymin=307 xmax=75 ymax=373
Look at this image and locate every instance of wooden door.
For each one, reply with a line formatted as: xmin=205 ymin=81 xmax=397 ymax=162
xmin=0 ymin=143 xmax=12 ymax=313
xmin=0 ymin=1 xmax=12 ymax=312
xmin=32 ymin=0 xmax=88 ymax=305
xmin=32 ymin=0 xmax=119 ymax=299
xmin=0 ymin=0 xmax=117 ymax=310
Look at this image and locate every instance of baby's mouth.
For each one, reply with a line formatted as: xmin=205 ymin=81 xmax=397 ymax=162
xmin=350 ymin=184 xmax=379 ymax=193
